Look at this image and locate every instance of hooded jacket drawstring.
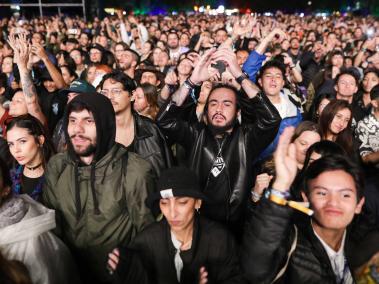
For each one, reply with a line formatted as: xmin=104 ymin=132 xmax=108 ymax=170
xmin=90 ymin=162 xmax=100 ymax=215
xmin=74 ymin=163 xmax=82 ymax=220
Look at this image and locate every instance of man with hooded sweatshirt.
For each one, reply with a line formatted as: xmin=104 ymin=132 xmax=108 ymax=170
xmin=43 ymin=92 xmax=155 ymax=284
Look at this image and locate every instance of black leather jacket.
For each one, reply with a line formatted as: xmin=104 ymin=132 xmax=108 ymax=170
xmin=133 ymin=113 xmax=173 ymax=177
xmin=242 ymin=198 xmax=358 ymax=284
xmin=156 ymin=92 xmax=281 ymax=226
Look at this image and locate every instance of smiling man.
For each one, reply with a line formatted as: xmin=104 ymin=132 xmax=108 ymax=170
xmin=43 ymin=92 xmax=155 ymax=283
xmin=242 ymin=127 xmax=366 ymax=283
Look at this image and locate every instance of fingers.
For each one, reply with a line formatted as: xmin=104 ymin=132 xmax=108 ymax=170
xmin=199 ymin=267 xmax=208 ymax=284
xmin=107 ymin=248 xmax=120 ymax=272
xmin=274 ymin=126 xmax=295 ymax=165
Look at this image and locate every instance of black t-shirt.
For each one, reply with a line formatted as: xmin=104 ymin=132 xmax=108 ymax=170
xmin=22 ymin=173 xmax=41 ymax=196
xmin=37 ymin=86 xmax=67 ymax=133
xmin=201 ymin=137 xmax=230 ymax=222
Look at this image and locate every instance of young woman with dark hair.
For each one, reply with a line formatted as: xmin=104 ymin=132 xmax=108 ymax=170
xmin=319 ymin=99 xmax=354 ymax=154
xmin=6 ymin=114 xmax=55 ymax=201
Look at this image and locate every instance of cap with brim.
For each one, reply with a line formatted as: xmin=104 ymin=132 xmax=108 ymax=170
xmin=59 ymin=79 xmax=96 ymax=96
xmin=146 ymin=166 xmax=208 ymax=208
xmin=135 ymin=66 xmax=165 ymax=89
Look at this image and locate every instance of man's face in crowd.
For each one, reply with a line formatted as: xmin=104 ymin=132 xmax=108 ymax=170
xmin=66 ymin=42 xmax=77 ymax=53
xmin=248 ymin=40 xmax=258 ymax=51
xmin=31 ymin=33 xmax=43 ymax=45
xmin=101 ymin=78 xmax=132 ymax=114
xmin=114 ymin=44 xmax=125 ymax=61
xmin=302 ymin=170 xmax=364 ymax=232
xmin=68 ymin=109 xmax=97 ymax=157
xmin=331 ymin=54 xmax=344 ymax=68
xmin=290 ymin=38 xmax=300 ymax=49
xmin=335 ymin=74 xmax=358 ymax=104
xmin=43 ymin=80 xmax=58 ymax=93
xmin=9 ymin=91 xmax=28 ymax=117
xmin=236 ymin=50 xmax=249 ymax=67
xmin=362 ymin=72 xmax=379 ymax=93
xmin=206 ymin=87 xmax=238 ymax=133
xmin=215 ymin=30 xmax=228 ymax=45
xmin=259 ymin=67 xmax=285 ymax=97
xmin=89 ymin=48 xmax=102 ymax=63
xmin=70 ymin=50 xmax=83 ymax=66
xmin=119 ymin=50 xmax=136 ymax=71
xmin=98 ymin=35 xmax=108 ymax=48
xmin=141 ymin=71 xmax=159 ymax=86
xmin=167 ymin=33 xmax=179 ymax=50
xmin=179 ymin=33 xmax=190 ymax=47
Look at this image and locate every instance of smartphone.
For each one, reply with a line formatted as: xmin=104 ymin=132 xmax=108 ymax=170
xmin=211 ymin=61 xmax=226 ymax=76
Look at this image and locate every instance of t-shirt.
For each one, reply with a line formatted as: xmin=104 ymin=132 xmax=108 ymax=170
xmin=37 ymin=87 xmax=67 ymax=134
xmin=201 ymin=136 xmax=230 ymax=222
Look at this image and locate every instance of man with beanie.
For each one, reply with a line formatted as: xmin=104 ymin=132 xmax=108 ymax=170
xmin=43 ymin=93 xmax=155 ymax=284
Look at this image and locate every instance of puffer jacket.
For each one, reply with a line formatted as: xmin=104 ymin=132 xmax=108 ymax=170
xmin=157 ymin=92 xmax=281 ymax=228
xmin=241 ymin=198 xmax=357 ymax=284
xmin=43 ymin=145 xmax=155 ymax=283
xmin=114 ymin=215 xmax=245 ymax=284
xmin=132 ymin=112 xmax=173 ymax=176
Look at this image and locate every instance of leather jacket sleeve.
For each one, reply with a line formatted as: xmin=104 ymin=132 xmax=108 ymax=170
xmin=241 ymin=198 xmax=295 ymax=283
xmin=156 ymin=99 xmax=200 ymax=151
xmin=243 ymin=92 xmax=282 ymax=159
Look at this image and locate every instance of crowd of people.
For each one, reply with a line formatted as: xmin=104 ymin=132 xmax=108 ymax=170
xmin=0 ymin=10 xmax=378 ymax=284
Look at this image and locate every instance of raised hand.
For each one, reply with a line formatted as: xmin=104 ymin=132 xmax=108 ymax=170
xmin=211 ymin=48 xmax=242 ymax=78
xmin=189 ymin=48 xmax=217 ymax=85
xmin=253 ymin=173 xmax=273 ymax=196
xmin=31 ymin=43 xmax=48 ymax=61
xmin=272 ymin=127 xmax=298 ymax=192
xmin=165 ymin=70 xmax=178 ymax=86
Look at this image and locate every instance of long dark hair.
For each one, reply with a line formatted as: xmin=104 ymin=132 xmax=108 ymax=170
xmin=6 ymin=114 xmax=55 ymax=169
xmin=306 ymin=93 xmax=336 ymax=122
xmin=319 ymin=99 xmax=353 ymax=153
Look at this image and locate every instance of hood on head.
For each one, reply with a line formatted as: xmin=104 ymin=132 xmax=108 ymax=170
xmin=63 ymin=92 xmax=116 ymax=163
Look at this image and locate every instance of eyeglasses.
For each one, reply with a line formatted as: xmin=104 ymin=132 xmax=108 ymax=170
xmin=100 ymin=89 xmax=124 ymax=97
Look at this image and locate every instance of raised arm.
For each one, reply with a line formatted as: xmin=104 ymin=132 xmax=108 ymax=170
xmin=31 ymin=43 xmax=67 ymax=89
xmin=242 ymin=127 xmax=298 ymax=283
xmin=8 ymin=33 xmax=46 ymax=125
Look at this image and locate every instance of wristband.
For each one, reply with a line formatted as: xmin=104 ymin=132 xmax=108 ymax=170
xmin=236 ymin=72 xmax=249 ymax=85
xmin=251 ymin=191 xmax=262 ymax=203
xmin=187 ymin=78 xmax=201 ymax=88
xmin=290 ymin=65 xmax=296 ymax=69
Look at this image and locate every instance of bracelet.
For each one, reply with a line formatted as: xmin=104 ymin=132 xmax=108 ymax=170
xmin=251 ymin=191 xmax=262 ymax=203
xmin=187 ymin=78 xmax=201 ymax=88
xmin=290 ymin=65 xmax=296 ymax=69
